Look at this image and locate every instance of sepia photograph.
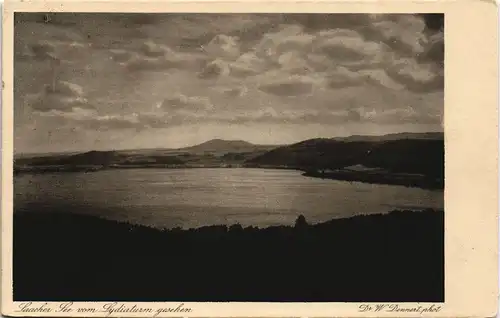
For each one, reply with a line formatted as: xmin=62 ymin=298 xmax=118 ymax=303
xmin=10 ymin=12 xmax=447 ymax=303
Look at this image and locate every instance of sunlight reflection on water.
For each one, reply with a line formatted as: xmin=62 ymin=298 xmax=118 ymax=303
xmin=14 ymin=168 xmax=444 ymax=229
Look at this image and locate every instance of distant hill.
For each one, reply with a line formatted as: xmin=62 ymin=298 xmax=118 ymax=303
xmin=14 ymin=133 xmax=444 ymax=180
xmin=14 ymin=151 xmax=82 ymax=159
xmin=59 ymin=150 xmax=120 ymax=166
xmin=246 ymin=132 xmax=444 ymax=179
xmin=333 ymin=132 xmax=444 ymax=142
xmin=179 ymin=139 xmax=279 ymax=154
xmin=15 ymin=150 xmax=185 ymax=169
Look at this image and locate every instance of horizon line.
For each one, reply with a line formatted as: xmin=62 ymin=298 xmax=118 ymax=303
xmin=14 ymin=131 xmax=444 ymax=156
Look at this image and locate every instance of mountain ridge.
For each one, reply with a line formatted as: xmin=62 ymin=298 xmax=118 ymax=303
xmin=15 ymin=131 xmax=444 ymax=187
xmin=332 ymin=132 xmax=443 ymax=142
xmin=15 ymin=132 xmax=443 ymax=157
xmin=177 ymin=138 xmax=281 ymax=154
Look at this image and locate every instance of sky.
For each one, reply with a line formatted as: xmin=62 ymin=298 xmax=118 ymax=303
xmin=14 ymin=13 xmax=444 ymax=153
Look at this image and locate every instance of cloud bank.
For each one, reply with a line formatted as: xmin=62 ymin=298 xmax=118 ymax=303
xmin=14 ymin=13 xmax=444 ymax=152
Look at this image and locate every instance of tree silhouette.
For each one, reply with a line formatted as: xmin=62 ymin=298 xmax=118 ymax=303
xmin=294 ymin=214 xmax=308 ymax=230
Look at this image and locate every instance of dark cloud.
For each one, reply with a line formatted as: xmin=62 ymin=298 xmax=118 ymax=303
xmin=110 ymin=40 xmax=208 ymax=72
xmin=140 ymin=41 xmax=167 ymax=58
xmin=198 ymin=56 xmax=265 ymax=79
xmin=317 ymin=43 xmax=370 ymax=62
xmin=198 ymin=60 xmax=229 ymax=79
xmin=124 ymin=51 xmax=207 ymax=73
xmin=224 ymin=89 xmax=244 ymax=97
xmin=30 ymin=41 xmax=58 ymax=61
xmin=160 ymin=94 xmax=213 ymax=111
xmin=229 ymin=66 xmax=260 ymax=78
xmin=418 ymin=33 xmax=444 ymax=66
xmin=284 ymin=14 xmax=372 ymax=33
xmin=16 ymin=38 xmax=87 ymax=66
xmin=325 ymin=67 xmax=404 ymax=91
xmin=172 ymin=14 xmax=279 ymax=52
xmin=230 ymin=53 xmax=268 ymax=77
xmin=109 ymin=49 xmax=132 ymax=63
xmin=420 ymin=14 xmax=444 ymax=32
xmin=278 ymin=14 xmax=444 ymax=66
xmin=14 ymin=13 xmax=443 ymax=56
xmin=215 ymin=86 xmax=248 ymax=97
xmin=115 ymin=14 xmax=166 ymax=26
xmin=389 ymin=71 xmax=444 ymax=93
xmin=27 ymin=81 xmax=93 ymax=112
xmin=259 ymin=79 xmax=314 ymax=97
xmin=285 ymin=13 xmax=443 ymax=35
xmin=386 ymin=61 xmax=444 ymax=93
xmin=203 ymin=34 xmax=240 ymax=59
xmin=327 ymin=73 xmax=365 ymax=89
xmin=30 ymin=94 xmax=91 ymax=112
xmin=347 ymin=109 xmax=362 ymax=121
xmin=125 ymin=57 xmax=166 ymax=72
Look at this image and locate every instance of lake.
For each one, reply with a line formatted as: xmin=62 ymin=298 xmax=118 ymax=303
xmin=14 ymin=168 xmax=444 ymax=229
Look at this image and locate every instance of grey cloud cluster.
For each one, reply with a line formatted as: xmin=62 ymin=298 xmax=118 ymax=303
xmin=110 ymin=40 xmax=208 ymax=72
xmin=285 ymin=14 xmax=442 ymax=59
xmin=24 ymin=41 xmax=57 ymax=61
xmin=17 ymin=39 xmax=86 ymax=65
xmin=37 ymin=109 xmax=166 ymax=131
xmin=254 ymin=19 xmax=442 ymax=95
xmin=387 ymin=57 xmax=444 ymax=92
xmin=258 ymin=78 xmax=314 ymax=97
xmin=198 ymin=59 xmax=231 ymax=79
xmin=160 ymin=94 xmax=214 ymax=111
xmin=190 ymin=14 xmax=443 ymax=97
xmin=224 ymin=106 xmax=441 ymax=126
xmin=37 ymin=92 xmax=216 ymax=131
xmin=17 ymin=13 xmax=444 ymax=137
xmin=27 ymin=81 xmax=93 ymax=112
xmin=36 ymin=98 xmax=441 ymax=132
xmin=213 ymin=86 xmax=248 ymax=97
xmin=102 ymin=13 xmax=443 ymax=96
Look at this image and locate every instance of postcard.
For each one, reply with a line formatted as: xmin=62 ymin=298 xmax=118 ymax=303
xmin=2 ymin=0 xmax=498 ymax=317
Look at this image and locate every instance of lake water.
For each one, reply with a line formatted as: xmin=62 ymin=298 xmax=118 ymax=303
xmin=14 ymin=168 xmax=444 ymax=229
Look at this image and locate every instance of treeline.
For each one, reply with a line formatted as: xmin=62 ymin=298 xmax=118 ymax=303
xmin=14 ymin=209 xmax=444 ymax=302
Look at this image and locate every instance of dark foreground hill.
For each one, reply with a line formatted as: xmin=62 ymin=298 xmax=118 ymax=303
xmin=246 ymin=134 xmax=444 ymax=183
xmin=14 ymin=209 xmax=444 ymax=302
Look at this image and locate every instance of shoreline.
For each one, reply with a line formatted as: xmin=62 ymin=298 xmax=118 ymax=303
xmin=302 ymin=170 xmax=444 ymax=190
xmin=14 ymin=206 xmax=443 ymax=231
xmin=14 ymin=165 xmax=444 ymax=190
